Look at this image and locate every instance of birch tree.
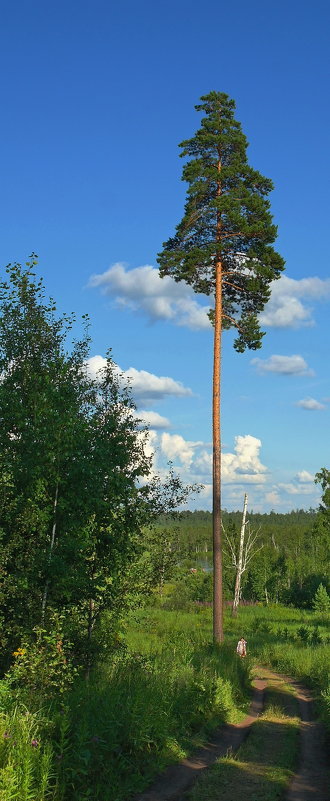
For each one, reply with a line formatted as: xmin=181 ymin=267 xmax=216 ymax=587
xmin=223 ymin=494 xmax=263 ymax=615
xmin=158 ymin=92 xmax=284 ymax=641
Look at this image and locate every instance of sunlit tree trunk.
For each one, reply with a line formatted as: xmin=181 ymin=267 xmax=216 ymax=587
xmin=213 ymin=155 xmax=224 ymax=643
xmin=232 ymin=493 xmax=248 ymax=617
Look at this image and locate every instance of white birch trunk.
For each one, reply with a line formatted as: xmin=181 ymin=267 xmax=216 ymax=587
xmin=232 ymin=493 xmax=248 ymax=617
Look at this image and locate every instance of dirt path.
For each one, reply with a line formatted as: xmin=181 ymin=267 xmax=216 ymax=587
xmin=133 ymin=669 xmax=328 ymax=801
xmin=285 ymin=679 xmax=328 ymax=801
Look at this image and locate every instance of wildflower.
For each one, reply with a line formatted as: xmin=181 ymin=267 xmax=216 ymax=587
xmin=31 ymin=739 xmax=39 ymax=748
xmin=12 ymin=647 xmax=26 ymax=657
xmin=3 ymin=732 xmax=10 ymax=739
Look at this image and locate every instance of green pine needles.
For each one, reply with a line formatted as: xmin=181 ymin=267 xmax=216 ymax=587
xmin=157 ymin=91 xmax=284 ymax=351
xmin=158 ymin=91 xmax=285 ymax=642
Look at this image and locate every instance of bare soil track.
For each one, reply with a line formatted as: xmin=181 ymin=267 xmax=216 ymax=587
xmin=133 ymin=669 xmax=329 ymax=801
xmin=285 ymin=678 xmax=328 ymax=801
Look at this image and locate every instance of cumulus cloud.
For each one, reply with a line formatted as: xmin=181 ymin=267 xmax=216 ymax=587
xmin=145 ymin=431 xmax=268 ymax=486
xmin=277 ymin=483 xmax=301 ymax=495
xmin=296 ymin=470 xmax=315 ymax=483
xmin=222 ymin=435 xmax=268 ymax=484
xmin=265 ymin=491 xmax=281 ymax=506
xmin=134 ymin=410 xmax=170 ymax=429
xmin=88 ymin=262 xmax=211 ymax=330
xmin=142 ymin=430 xmax=320 ymax=513
xmin=160 ymin=432 xmax=203 ymax=468
xmin=142 ymin=429 xmax=158 ymax=461
xmin=187 ymin=434 xmax=268 ymax=485
xmin=89 ymin=264 xmax=330 ymax=332
xmin=251 ymin=354 xmax=313 ymax=376
xmin=124 ymin=367 xmax=192 ymax=402
xmin=278 ymin=481 xmax=316 ymax=496
xmin=295 ymin=397 xmax=326 ymax=411
xmin=260 ymin=275 xmax=330 ymax=328
xmin=85 ymin=355 xmax=192 ymax=404
xmin=86 ymin=354 xmax=109 ymax=381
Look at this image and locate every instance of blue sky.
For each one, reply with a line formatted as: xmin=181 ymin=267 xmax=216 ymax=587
xmin=1 ymin=0 xmax=329 ymax=512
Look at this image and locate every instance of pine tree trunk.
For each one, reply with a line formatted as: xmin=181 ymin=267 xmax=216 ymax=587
xmin=232 ymin=493 xmax=248 ymax=617
xmin=213 ymin=155 xmax=224 ymax=644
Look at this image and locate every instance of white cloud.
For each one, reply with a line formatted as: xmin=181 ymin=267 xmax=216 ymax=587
xmin=85 ymin=355 xmax=193 ymax=404
xmin=296 ymin=470 xmax=315 ymax=483
xmin=138 ymin=428 xmax=320 ymax=513
xmin=190 ymin=434 xmax=268 ymax=485
xmin=88 ymin=262 xmax=211 ymax=330
xmin=265 ymin=491 xmax=281 ymax=506
xmin=85 ymin=354 xmax=108 ymax=381
xmin=295 ymin=397 xmax=326 ymax=411
xmin=124 ymin=367 xmax=193 ymax=402
xmin=260 ymin=275 xmax=330 ymax=328
xmin=278 ymin=483 xmax=301 ymax=495
xmin=142 ymin=429 xmax=158 ymax=461
xmin=160 ymin=432 xmax=203 ymax=468
xmin=194 ymin=449 xmax=213 ymax=476
xmin=89 ymin=265 xmax=330 ymax=332
xmin=278 ymin=481 xmax=316 ymax=496
xmin=251 ymin=354 xmax=313 ymax=376
xmin=222 ymin=435 xmax=268 ymax=484
xmin=134 ymin=410 xmax=170 ymax=429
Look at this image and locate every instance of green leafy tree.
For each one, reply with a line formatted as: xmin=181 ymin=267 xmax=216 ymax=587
xmin=312 ymin=583 xmax=330 ymax=613
xmin=157 ymin=92 xmax=284 ymax=641
xmin=0 ymin=256 xmax=93 ymax=649
xmin=314 ymin=468 xmax=330 ymax=553
xmin=0 ymin=258 xmax=196 ymax=672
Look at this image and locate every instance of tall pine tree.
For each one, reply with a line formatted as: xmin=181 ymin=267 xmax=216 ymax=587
xmin=157 ymin=92 xmax=284 ymax=642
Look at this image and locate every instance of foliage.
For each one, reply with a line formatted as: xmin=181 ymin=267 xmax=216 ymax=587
xmin=0 ymin=706 xmax=54 ymax=801
xmin=162 ymin=567 xmax=213 ymax=609
xmin=312 ymin=583 xmax=330 ymax=613
xmin=0 ymin=259 xmax=195 ymax=674
xmin=157 ymin=91 xmax=284 ymax=351
xmin=156 ymin=505 xmax=329 ymax=608
xmin=0 ymin=608 xmax=250 ymax=800
xmin=4 ymin=624 xmax=77 ymax=708
xmin=0 ymin=601 xmax=329 ymax=798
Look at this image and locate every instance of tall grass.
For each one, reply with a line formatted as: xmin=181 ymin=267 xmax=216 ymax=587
xmin=0 ymin=707 xmax=54 ymax=801
xmin=0 ymin=602 xmax=328 ymax=798
xmin=58 ymin=635 xmax=250 ymax=800
xmin=221 ymin=603 xmax=330 ymax=729
xmin=0 ymin=609 xmax=250 ymax=801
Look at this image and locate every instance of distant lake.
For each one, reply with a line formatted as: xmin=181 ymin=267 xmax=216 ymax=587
xmin=195 ymin=556 xmax=213 ymax=573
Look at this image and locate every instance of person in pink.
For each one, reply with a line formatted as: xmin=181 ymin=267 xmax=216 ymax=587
xmin=236 ymin=637 xmax=247 ymax=657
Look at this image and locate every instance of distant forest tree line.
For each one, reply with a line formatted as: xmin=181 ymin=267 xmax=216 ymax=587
xmin=156 ymin=502 xmax=330 ymax=609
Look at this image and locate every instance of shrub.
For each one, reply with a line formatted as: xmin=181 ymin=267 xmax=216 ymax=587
xmin=5 ymin=625 xmax=76 ymax=709
xmin=312 ymin=583 xmax=330 ymax=613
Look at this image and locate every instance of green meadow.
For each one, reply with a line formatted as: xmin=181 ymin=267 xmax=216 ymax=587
xmin=0 ymin=601 xmax=329 ymax=801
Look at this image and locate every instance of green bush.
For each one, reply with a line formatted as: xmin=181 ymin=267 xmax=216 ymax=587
xmin=312 ymin=583 xmax=330 ymax=613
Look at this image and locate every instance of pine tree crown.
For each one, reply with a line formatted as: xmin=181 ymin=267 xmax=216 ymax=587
xmin=157 ymin=91 xmax=285 ymax=351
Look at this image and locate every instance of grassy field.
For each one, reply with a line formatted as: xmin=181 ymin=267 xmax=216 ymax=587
xmin=0 ymin=601 xmax=329 ymax=800
xmin=126 ymin=602 xmax=330 ymax=728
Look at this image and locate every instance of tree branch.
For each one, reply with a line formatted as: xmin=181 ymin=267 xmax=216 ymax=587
xmin=223 ymin=280 xmax=248 ymax=293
